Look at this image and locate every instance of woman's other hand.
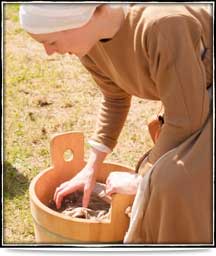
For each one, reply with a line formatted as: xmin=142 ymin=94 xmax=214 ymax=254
xmin=105 ymin=171 xmax=140 ymax=196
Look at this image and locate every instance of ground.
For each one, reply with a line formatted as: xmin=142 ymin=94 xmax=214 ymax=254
xmin=3 ymin=3 xmax=161 ymax=244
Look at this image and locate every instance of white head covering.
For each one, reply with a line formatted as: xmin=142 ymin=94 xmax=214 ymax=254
xmin=19 ymin=3 xmax=101 ymax=34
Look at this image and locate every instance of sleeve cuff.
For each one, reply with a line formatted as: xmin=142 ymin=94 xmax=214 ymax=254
xmin=88 ymin=139 xmax=112 ymax=154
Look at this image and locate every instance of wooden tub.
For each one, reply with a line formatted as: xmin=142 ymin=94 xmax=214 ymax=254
xmin=29 ymin=132 xmax=135 ymax=244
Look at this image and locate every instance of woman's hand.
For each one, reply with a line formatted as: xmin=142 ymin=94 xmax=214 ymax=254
xmin=53 ymin=165 xmax=96 ymax=209
xmin=53 ymin=147 xmax=107 ymax=209
xmin=105 ymin=171 xmax=140 ymax=196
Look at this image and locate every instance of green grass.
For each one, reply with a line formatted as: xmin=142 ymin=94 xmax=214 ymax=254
xmin=3 ymin=3 xmax=161 ymax=244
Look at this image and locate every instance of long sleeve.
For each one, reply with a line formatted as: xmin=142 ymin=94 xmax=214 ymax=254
xmin=80 ymin=55 xmax=132 ymax=150
xmin=146 ymin=15 xmax=210 ymax=164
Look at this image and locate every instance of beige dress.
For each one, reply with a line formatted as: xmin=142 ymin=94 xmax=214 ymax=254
xmin=80 ymin=4 xmax=213 ymax=244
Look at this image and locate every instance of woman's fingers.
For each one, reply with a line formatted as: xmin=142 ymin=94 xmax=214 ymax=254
xmin=106 ymin=187 xmax=115 ymax=196
xmin=82 ymin=187 xmax=91 ymax=208
xmin=105 ymin=174 xmax=115 ymax=195
xmin=55 ymin=183 xmax=81 ymax=209
xmin=106 ymin=176 xmax=110 ymax=185
xmin=105 ymin=182 xmax=116 ymax=196
xmin=53 ymin=181 xmax=70 ymax=202
xmin=82 ymin=182 xmax=95 ymax=208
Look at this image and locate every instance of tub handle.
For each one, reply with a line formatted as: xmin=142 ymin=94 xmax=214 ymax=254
xmin=110 ymin=193 xmax=135 ymax=228
xmin=50 ymin=132 xmax=85 ymax=171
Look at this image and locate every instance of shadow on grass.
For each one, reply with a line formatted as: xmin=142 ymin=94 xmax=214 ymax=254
xmin=3 ymin=161 xmax=30 ymax=199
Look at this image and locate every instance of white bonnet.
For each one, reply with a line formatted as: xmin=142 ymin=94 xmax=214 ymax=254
xmin=19 ymin=3 xmax=101 ymax=34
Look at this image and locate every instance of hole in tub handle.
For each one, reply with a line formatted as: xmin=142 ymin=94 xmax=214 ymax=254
xmin=50 ymin=132 xmax=85 ymax=169
xmin=63 ymin=149 xmax=74 ymax=162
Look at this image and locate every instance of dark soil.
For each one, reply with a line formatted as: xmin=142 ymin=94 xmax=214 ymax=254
xmin=48 ymin=190 xmax=111 ymax=220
